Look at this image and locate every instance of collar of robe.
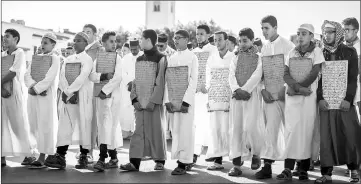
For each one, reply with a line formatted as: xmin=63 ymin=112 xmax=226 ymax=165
xmin=295 ymin=41 xmax=316 ymax=57
xmin=238 ymin=45 xmax=258 ymax=55
xmin=198 ymin=41 xmax=209 ymax=49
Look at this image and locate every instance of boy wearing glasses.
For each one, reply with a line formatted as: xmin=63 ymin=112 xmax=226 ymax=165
xmin=44 ymin=32 xmax=94 ymax=170
xmin=256 ymin=15 xmax=295 ymax=179
xmin=164 ymin=30 xmax=198 ymax=175
xmin=315 ymin=20 xmax=360 ymax=184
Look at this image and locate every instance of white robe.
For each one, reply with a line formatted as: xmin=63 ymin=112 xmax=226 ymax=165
xmin=89 ymin=54 xmax=123 ymax=149
xmin=259 ymin=36 xmax=295 ymax=161
xmin=57 ymin=51 xmax=93 ymax=149
xmin=164 ymin=49 xmax=198 ymax=164
xmin=283 ymin=47 xmax=325 ymax=160
xmin=2 ymin=48 xmax=34 ymax=157
xmin=205 ymin=51 xmax=234 ymax=159
xmin=119 ymin=51 xmax=143 ymax=132
xmin=24 ymin=52 xmax=60 ymax=155
xmin=350 ymin=39 xmax=360 ymax=120
xmin=228 ymin=52 xmax=265 ymax=161
xmin=193 ymin=43 xmax=218 ymax=155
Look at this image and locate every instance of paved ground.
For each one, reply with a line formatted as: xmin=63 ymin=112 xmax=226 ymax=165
xmin=1 ymin=139 xmax=358 ymax=183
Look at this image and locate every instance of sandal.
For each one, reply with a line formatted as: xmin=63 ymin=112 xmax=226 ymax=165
xmin=154 ymin=162 xmax=164 ymax=170
xmin=171 ymin=167 xmax=186 ymax=175
xmin=207 ymin=164 xmax=224 ymax=171
xmin=185 ymin=163 xmax=194 ymax=171
xmin=228 ymin=167 xmax=242 ymax=177
xmin=119 ymin=163 xmax=138 ymax=172
xmin=28 ymin=160 xmax=47 ymax=169
xmin=349 ymin=171 xmax=360 ymax=183
xmin=276 ymin=169 xmax=292 ymax=180
xmin=314 ymin=175 xmax=332 ymax=183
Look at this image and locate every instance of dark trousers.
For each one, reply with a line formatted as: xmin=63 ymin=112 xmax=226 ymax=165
xmin=285 ymin=158 xmax=310 ymax=171
xmin=177 ymin=160 xmax=187 ymax=169
xmin=99 ymin=144 xmax=117 ymax=161
xmin=57 ymin=145 xmax=89 ymax=157
xmin=263 ymin=159 xmax=275 ymax=164
xmin=233 ymin=157 xmax=242 ymax=166
xmin=321 ymin=163 xmax=358 ymax=176
xmin=130 ymin=158 xmax=165 ymax=170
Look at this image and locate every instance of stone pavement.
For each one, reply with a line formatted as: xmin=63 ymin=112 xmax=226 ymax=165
xmin=1 ymin=139 xmax=357 ymax=183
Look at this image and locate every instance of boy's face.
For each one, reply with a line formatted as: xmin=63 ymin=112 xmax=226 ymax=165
xmin=215 ymin=34 xmax=227 ymax=51
xmin=297 ymin=29 xmax=313 ymax=47
xmin=122 ymin=46 xmax=130 ymax=55
xmin=83 ymin=27 xmax=96 ymax=43
xmin=196 ymin=29 xmax=209 ymax=43
xmin=73 ymin=35 xmax=87 ymax=53
xmin=130 ymin=46 xmax=140 ymax=56
xmin=41 ymin=38 xmax=55 ymax=54
xmin=174 ymin=33 xmax=188 ymax=50
xmin=344 ymin=24 xmax=358 ymax=42
xmin=239 ymin=36 xmax=253 ymax=51
xmin=116 ymin=35 xmax=126 ymax=49
xmin=227 ymin=40 xmax=235 ymax=51
xmin=140 ymin=36 xmax=151 ymax=50
xmin=103 ymin=35 xmax=117 ymax=52
xmin=3 ymin=32 xmax=18 ymax=48
xmin=324 ymin=27 xmax=336 ymax=44
xmin=261 ymin=22 xmax=277 ymax=40
xmin=156 ymin=42 xmax=167 ymax=52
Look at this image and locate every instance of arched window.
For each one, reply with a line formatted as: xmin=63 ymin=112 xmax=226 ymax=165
xmin=153 ymin=1 xmax=160 ymax=12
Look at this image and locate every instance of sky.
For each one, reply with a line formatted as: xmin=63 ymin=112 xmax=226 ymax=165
xmin=1 ymin=1 xmax=360 ymax=40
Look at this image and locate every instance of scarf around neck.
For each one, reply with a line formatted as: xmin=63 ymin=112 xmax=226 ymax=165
xmin=321 ymin=20 xmax=345 ymax=53
xmin=238 ymin=45 xmax=258 ymax=55
xmin=295 ymin=41 xmax=316 ymax=57
xmin=198 ymin=41 xmax=209 ymax=49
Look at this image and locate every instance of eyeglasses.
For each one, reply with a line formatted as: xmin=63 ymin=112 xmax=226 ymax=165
xmin=173 ymin=36 xmax=186 ymax=41
xmin=156 ymin=44 xmax=164 ymax=48
xmin=345 ymin=28 xmax=356 ymax=32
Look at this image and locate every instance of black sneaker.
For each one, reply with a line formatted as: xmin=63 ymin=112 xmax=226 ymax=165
xmin=205 ymin=157 xmax=216 ymax=162
xmin=21 ymin=156 xmax=36 ymax=166
xmin=44 ymin=154 xmax=66 ymax=169
xmin=255 ymin=163 xmax=272 ymax=179
xmin=193 ymin=154 xmax=198 ymax=164
xmin=75 ymin=154 xmax=88 ymax=169
xmin=299 ymin=170 xmax=309 ymax=181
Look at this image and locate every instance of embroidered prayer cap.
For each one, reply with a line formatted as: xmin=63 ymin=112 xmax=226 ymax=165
xmin=321 ymin=20 xmax=345 ymax=53
xmin=298 ymin=23 xmax=315 ymax=34
xmin=75 ymin=32 xmax=89 ymax=44
xmin=42 ymin=32 xmax=57 ymax=43
xmin=129 ymin=37 xmax=140 ymax=46
xmin=158 ymin=33 xmax=168 ymax=43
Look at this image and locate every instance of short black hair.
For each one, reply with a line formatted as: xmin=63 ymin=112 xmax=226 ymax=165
xmin=83 ymin=24 xmax=97 ymax=34
xmin=197 ymin=24 xmax=211 ymax=34
xmin=47 ymin=38 xmax=56 ymax=45
xmin=239 ymin=28 xmax=255 ymax=40
xmin=228 ymin=35 xmax=237 ymax=45
xmin=5 ymin=29 xmax=20 ymax=44
xmin=101 ymin=31 xmax=116 ymax=43
xmin=261 ymin=15 xmax=277 ymax=27
xmin=175 ymin=29 xmax=190 ymax=39
xmin=208 ymin=35 xmax=214 ymax=42
xmin=343 ymin=17 xmax=359 ymax=30
xmin=254 ymin=38 xmax=263 ymax=47
xmin=215 ymin=31 xmax=228 ymax=40
xmin=187 ymin=42 xmax=193 ymax=49
xmin=142 ymin=29 xmax=157 ymax=46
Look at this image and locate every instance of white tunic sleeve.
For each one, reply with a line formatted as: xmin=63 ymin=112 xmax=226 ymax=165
xmin=102 ymin=56 xmax=122 ymax=95
xmin=9 ymin=49 xmax=25 ymax=74
xmin=24 ymin=62 xmax=37 ymax=88
xmin=164 ymin=81 xmax=170 ymax=104
xmin=240 ymin=56 xmax=263 ymax=93
xmin=89 ymin=58 xmax=101 ymax=83
xmin=182 ymin=54 xmax=198 ymax=106
xmin=229 ymin=55 xmax=241 ymax=93
xmin=59 ymin=59 xmax=69 ymax=91
xmin=33 ymin=55 xmax=60 ymax=94
xmin=64 ymin=56 xmax=93 ymax=96
xmin=313 ymin=47 xmax=325 ymax=65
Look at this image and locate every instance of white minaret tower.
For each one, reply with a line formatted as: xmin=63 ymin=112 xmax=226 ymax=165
xmin=145 ymin=1 xmax=175 ymax=29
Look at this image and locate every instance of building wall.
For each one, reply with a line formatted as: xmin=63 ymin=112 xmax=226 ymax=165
xmin=145 ymin=1 xmax=175 ymax=29
xmin=2 ymin=21 xmax=74 ymax=61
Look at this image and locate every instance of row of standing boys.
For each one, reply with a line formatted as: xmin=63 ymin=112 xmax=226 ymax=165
xmin=1 ymin=15 xmax=360 ymax=183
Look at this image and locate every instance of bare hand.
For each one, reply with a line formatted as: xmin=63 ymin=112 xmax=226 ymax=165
xmin=145 ymin=102 xmax=155 ymax=112
xmin=278 ymin=86 xmax=286 ymax=101
xmin=107 ymin=73 xmax=114 ymax=80
xmin=286 ymin=87 xmax=296 ymax=96
xmin=28 ymin=87 xmax=37 ymax=96
xmin=200 ymin=83 xmax=208 ymax=94
xmin=68 ymin=92 xmax=78 ymax=104
xmin=235 ymin=88 xmax=251 ymax=100
xmin=340 ymin=100 xmax=350 ymax=112
xmin=261 ymin=89 xmax=274 ymax=103
xmin=318 ymin=100 xmax=329 ymax=111
xmin=133 ymin=102 xmax=143 ymax=111
xmin=180 ymin=105 xmax=189 ymax=113
xmin=299 ymin=87 xmax=312 ymax=96
xmin=62 ymin=92 xmax=67 ymax=103
xmin=39 ymin=90 xmax=47 ymax=96
xmin=98 ymin=90 xmax=107 ymax=100
xmin=165 ymin=103 xmax=174 ymax=113
xmin=1 ymin=88 xmax=11 ymax=98
xmin=127 ymin=81 xmax=133 ymax=92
